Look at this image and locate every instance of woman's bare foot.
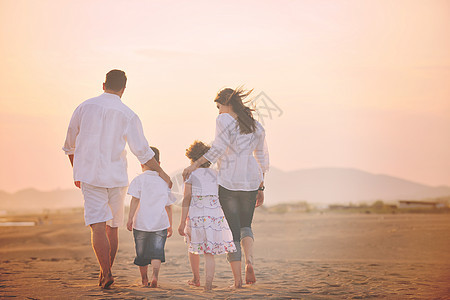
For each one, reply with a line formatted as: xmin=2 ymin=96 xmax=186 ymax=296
xmin=187 ymin=278 xmax=200 ymax=287
xmin=245 ymin=264 xmax=256 ymax=284
xmin=101 ymin=272 xmax=114 ymax=289
xmin=141 ymin=276 xmax=149 ymax=287
xmin=150 ymin=278 xmax=158 ymax=288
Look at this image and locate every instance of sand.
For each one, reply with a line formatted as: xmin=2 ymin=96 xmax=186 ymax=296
xmin=1 ymin=210 xmax=449 ymax=299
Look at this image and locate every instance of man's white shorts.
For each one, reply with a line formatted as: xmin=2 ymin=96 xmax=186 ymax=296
xmin=81 ymin=183 xmax=127 ymax=227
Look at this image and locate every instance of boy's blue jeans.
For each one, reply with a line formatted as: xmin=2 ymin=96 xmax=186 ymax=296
xmin=133 ymin=228 xmax=167 ymax=266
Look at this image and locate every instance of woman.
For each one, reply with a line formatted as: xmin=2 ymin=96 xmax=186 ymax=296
xmin=182 ymin=87 xmax=269 ymax=288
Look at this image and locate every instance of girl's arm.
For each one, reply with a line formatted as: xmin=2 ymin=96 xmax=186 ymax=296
xmin=178 ymin=183 xmax=192 ymax=236
xmin=165 ymin=205 xmax=173 ymax=237
xmin=127 ymin=197 xmax=140 ymax=231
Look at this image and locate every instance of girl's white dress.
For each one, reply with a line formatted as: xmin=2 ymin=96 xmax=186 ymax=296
xmin=185 ymin=168 xmax=236 ymax=255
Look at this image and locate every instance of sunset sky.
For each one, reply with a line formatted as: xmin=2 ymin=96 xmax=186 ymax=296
xmin=0 ymin=0 xmax=449 ymax=193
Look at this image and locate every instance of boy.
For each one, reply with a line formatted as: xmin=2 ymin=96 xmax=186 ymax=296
xmin=127 ymin=147 xmax=175 ymax=287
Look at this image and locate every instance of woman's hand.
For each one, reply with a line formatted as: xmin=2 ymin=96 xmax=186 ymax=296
xmin=126 ymin=219 xmax=133 ymax=231
xmin=167 ymin=226 xmax=173 ymax=238
xmin=182 ymin=164 xmax=197 ymax=182
xmin=178 ymin=224 xmax=185 ymax=236
xmin=255 ymin=190 xmax=264 ymax=207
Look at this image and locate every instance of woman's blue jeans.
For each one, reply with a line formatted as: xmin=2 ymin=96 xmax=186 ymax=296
xmin=218 ymin=185 xmax=258 ymax=262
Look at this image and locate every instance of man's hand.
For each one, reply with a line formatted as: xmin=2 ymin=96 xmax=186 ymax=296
xmin=167 ymin=226 xmax=173 ymax=238
xmin=160 ymin=172 xmax=173 ymax=189
xmin=126 ymin=219 xmax=133 ymax=231
xmin=74 ymin=181 xmax=81 ymax=189
xmin=256 ymin=190 xmax=264 ymax=207
xmin=178 ymin=224 xmax=185 ymax=236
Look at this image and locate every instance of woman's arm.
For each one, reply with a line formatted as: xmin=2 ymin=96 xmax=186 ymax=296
xmin=183 ymin=115 xmax=231 ymax=181
xmin=178 ymin=183 xmax=192 ymax=236
xmin=127 ymin=197 xmax=140 ymax=231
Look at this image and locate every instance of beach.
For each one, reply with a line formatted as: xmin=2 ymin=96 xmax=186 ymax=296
xmin=1 ymin=210 xmax=449 ymax=299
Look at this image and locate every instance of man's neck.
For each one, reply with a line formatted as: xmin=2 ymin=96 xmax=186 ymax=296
xmin=104 ymin=89 xmax=123 ymax=98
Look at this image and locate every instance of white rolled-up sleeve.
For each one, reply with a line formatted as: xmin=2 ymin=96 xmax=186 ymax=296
xmin=126 ymin=115 xmax=154 ymax=164
xmin=204 ymin=115 xmax=231 ymax=164
xmin=254 ymin=128 xmax=270 ymax=173
xmin=62 ymin=106 xmax=81 ymax=155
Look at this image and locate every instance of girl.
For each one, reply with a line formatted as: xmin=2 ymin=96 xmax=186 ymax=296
xmin=178 ymin=141 xmax=236 ymax=291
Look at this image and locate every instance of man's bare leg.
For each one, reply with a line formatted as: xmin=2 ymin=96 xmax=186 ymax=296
xmin=90 ymin=222 xmax=114 ymax=288
xmin=106 ymin=225 xmax=119 ymax=267
xmin=139 ymin=265 xmax=149 ymax=286
xmin=150 ymin=259 xmax=161 ymax=288
xmin=242 ymin=236 xmax=256 ymax=284
xmin=188 ymin=252 xmax=200 ymax=287
xmin=98 ymin=225 xmax=118 ymax=286
xmin=230 ymin=261 xmax=243 ymax=288
xmin=204 ymin=253 xmax=215 ymax=291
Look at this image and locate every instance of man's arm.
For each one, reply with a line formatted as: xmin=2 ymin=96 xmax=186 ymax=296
xmin=144 ymin=157 xmax=173 ymax=188
xmin=68 ymin=155 xmax=80 ymax=189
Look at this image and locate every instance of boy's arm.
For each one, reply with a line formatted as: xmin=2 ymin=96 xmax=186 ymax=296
xmin=178 ymin=183 xmax=192 ymax=236
xmin=127 ymin=197 xmax=140 ymax=231
xmin=165 ymin=205 xmax=173 ymax=238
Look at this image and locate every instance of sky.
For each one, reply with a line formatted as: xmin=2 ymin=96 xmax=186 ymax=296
xmin=0 ymin=0 xmax=449 ymax=193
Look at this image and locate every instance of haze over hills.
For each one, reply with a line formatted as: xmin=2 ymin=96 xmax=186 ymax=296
xmin=1 ymin=167 xmax=450 ymax=212
xmin=264 ymin=167 xmax=450 ymax=205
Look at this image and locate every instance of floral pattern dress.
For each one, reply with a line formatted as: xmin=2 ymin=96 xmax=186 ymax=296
xmin=184 ymin=168 xmax=236 ymax=255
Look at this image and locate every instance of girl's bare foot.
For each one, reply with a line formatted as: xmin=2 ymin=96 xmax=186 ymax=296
xmin=245 ymin=264 xmax=256 ymax=284
xmin=204 ymin=281 xmax=213 ymax=291
xmin=187 ymin=278 xmax=200 ymax=287
xmin=150 ymin=278 xmax=158 ymax=288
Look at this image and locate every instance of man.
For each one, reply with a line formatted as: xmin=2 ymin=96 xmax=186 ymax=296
xmin=62 ymin=69 xmax=172 ymax=289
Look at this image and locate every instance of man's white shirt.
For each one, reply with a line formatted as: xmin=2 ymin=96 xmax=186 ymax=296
xmin=62 ymin=93 xmax=154 ymax=188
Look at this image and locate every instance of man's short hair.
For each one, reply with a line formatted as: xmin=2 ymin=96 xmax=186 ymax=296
xmin=104 ymin=69 xmax=127 ymax=91
xmin=150 ymin=147 xmax=160 ymax=163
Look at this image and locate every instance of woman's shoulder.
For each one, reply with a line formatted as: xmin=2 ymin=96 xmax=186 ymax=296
xmin=216 ymin=113 xmax=236 ymax=124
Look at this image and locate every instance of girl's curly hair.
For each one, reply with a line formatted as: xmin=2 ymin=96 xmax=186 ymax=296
xmin=185 ymin=140 xmax=211 ymax=168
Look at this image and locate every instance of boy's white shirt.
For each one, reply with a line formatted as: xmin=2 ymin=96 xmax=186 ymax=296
xmin=128 ymin=170 xmax=176 ymax=232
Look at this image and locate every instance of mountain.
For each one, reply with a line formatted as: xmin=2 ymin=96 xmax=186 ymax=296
xmin=1 ymin=167 xmax=449 ymax=212
xmin=264 ymin=167 xmax=450 ymax=205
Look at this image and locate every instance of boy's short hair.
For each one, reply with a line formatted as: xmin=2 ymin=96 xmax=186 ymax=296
xmin=150 ymin=146 xmax=160 ymax=163
xmin=104 ymin=69 xmax=127 ymax=91
xmin=186 ymin=141 xmax=211 ymax=168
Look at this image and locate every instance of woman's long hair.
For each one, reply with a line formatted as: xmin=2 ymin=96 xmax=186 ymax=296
xmin=214 ymin=87 xmax=256 ymax=134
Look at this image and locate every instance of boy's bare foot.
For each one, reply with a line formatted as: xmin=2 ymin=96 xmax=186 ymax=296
xmin=101 ymin=272 xmax=114 ymax=289
xmin=150 ymin=278 xmax=158 ymax=288
xmin=245 ymin=264 xmax=256 ymax=284
xmin=230 ymin=279 xmax=243 ymax=289
xmin=187 ymin=278 xmax=201 ymax=287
